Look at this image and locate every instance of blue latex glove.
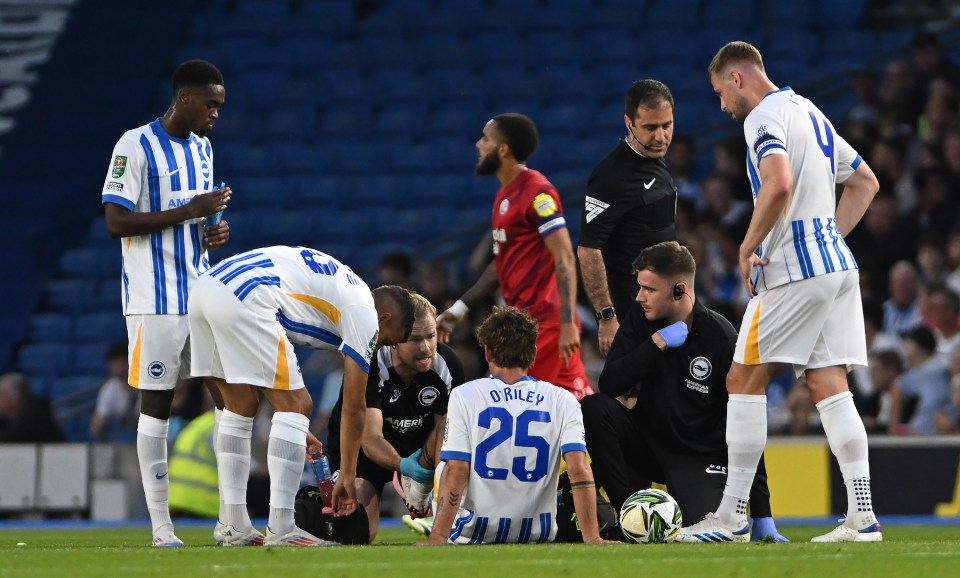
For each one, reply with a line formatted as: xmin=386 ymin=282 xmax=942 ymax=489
xmin=751 ymin=517 xmax=789 ymax=542
xmin=399 ymin=448 xmax=434 ymax=483
xmin=656 ymin=321 xmax=688 ymax=349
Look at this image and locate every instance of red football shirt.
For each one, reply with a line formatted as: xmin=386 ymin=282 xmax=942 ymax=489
xmin=491 ymin=169 xmax=568 ymax=324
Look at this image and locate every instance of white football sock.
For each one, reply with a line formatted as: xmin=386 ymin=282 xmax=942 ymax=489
xmin=718 ymin=394 xmax=767 ymax=527
xmin=216 ymin=410 xmax=254 ymax=532
xmin=213 ymin=408 xmax=224 ymax=524
xmin=817 ymin=391 xmax=877 ymax=528
xmin=137 ymin=414 xmax=172 ymax=536
xmin=267 ymin=412 xmax=309 ymax=534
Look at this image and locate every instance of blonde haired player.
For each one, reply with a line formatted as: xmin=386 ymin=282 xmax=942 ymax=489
xmin=678 ymin=42 xmax=882 ymax=543
xmin=188 ymin=246 xmax=414 ymax=546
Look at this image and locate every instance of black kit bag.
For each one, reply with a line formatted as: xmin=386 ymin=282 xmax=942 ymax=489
xmin=554 ymin=471 xmax=624 ymax=542
xmin=294 ymin=485 xmax=370 ymax=545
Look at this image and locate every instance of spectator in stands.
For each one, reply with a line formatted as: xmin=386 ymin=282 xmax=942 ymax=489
xmin=860 ymin=349 xmax=902 ymax=433
xmin=89 ymin=341 xmax=139 ymax=441
xmin=377 ymin=251 xmax=415 ymax=288
xmin=935 ymin=347 xmax=960 ymax=433
xmin=697 ymin=173 xmax=751 ymax=229
xmin=0 ymin=372 xmax=63 ymax=443
xmin=882 ymin=261 xmax=924 ymax=340
xmin=924 ymin=282 xmax=960 ymax=360
xmin=666 ymin=135 xmax=703 ymax=212
xmin=869 ymin=138 xmax=919 ymax=212
xmin=909 ymin=169 xmax=956 ymax=242
xmin=946 ymin=228 xmax=960 ymax=297
xmin=878 ymin=57 xmax=924 ymax=131
xmin=415 ymin=260 xmax=455 ymax=310
xmin=915 ymin=235 xmax=949 ymax=286
xmin=101 ymin=59 xmax=229 ymax=548
xmin=916 ymin=79 xmax=960 ymax=148
xmin=845 ymin=194 xmax=915 ymax=298
xmin=909 ymin=32 xmax=960 ymax=98
xmin=577 ymin=80 xmax=679 ymax=356
xmin=889 ymin=326 xmax=951 ymax=435
xmin=940 ymin=129 xmax=960 ymax=189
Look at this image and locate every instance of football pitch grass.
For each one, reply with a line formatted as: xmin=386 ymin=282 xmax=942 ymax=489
xmin=2 ymin=522 xmax=959 ymax=577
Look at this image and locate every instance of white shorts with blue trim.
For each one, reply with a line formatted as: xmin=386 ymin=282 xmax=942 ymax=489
xmin=188 ymin=274 xmax=305 ymax=390
xmin=126 ymin=314 xmax=192 ymax=391
xmin=734 ymin=269 xmax=867 ymax=377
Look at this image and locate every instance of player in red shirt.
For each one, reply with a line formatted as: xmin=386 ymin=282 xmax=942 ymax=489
xmin=438 ymin=113 xmax=591 ymax=399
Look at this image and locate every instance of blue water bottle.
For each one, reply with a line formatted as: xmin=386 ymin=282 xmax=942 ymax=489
xmin=309 ymin=448 xmax=334 ymax=509
xmin=207 ymin=181 xmax=226 ymax=227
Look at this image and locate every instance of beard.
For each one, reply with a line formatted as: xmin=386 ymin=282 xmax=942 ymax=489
xmin=475 ymin=150 xmax=501 ymax=175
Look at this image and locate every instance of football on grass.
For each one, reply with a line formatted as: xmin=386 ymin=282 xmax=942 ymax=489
xmin=619 ymin=488 xmax=682 ymax=543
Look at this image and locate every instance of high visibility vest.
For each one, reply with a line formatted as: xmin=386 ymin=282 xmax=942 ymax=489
xmin=168 ymin=411 xmax=219 ymax=518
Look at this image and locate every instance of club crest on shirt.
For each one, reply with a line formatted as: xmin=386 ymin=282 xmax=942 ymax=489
xmin=201 ymin=160 xmax=210 ymax=180
xmin=499 ymin=199 xmax=510 ymax=214
xmin=112 ymin=155 xmax=127 ymax=178
xmin=533 ymin=192 xmax=557 ymax=217
xmin=419 ymin=386 xmax=440 ymax=407
xmin=689 ymin=356 xmax=712 ymax=380
xmin=757 ymin=125 xmax=769 ymax=138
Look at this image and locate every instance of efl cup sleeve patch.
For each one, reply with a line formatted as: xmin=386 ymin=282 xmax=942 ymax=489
xmin=533 ymin=192 xmax=558 ymax=218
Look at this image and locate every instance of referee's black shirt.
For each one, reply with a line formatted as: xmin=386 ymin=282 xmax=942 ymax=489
xmin=579 ymin=141 xmax=677 ymax=318
xmin=597 ymin=299 xmax=737 ymax=455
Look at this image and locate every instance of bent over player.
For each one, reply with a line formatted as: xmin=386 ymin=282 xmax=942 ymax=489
xmin=679 ymin=42 xmax=881 ymax=543
xmin=188 ymin=246 xmax=414 ymax=546
xmin=326 ymin=293 xmax=465 ymax=542
xmin=422 ymin=307 xmax=615 ymax=545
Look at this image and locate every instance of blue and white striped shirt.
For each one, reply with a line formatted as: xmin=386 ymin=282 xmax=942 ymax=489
xmin=102 ymin=119 xmax=213 ymax=315
xmin=743 ymin=88 xmax=862 ymax=292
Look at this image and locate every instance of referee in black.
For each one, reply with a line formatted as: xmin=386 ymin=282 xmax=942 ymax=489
xmin=581 ymin=241 xmax=786 ymax=541
xmin=578 ymin=79 xmax=678 ymax=356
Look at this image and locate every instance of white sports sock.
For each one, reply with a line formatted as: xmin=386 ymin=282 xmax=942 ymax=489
xmin=213 ymin=408 xmax=224 ymax=524
xmin=267 ymin=412 xmax=309 ymax=534
xmin=216 ymin=410 xmax=255 ymax=532
xmin=137 ymin=414 xmax=172 ymax=535
xmin=817 ymin=391 xmax=877 ymax=528
xmin=718 ymin=394 xmax=767 ymax=527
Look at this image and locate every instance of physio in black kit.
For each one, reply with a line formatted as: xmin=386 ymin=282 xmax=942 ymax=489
xmin=581 ymin=241 xmax=786 ymax=541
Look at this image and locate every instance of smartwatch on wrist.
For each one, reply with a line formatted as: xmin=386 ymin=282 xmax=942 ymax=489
xmin=594 ymin=306 xmax=616 ymax=321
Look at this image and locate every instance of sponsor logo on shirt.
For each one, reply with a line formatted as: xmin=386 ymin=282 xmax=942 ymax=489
xmin=389 ymin=388 xmax=402 ymax=404
xmin=112 ymin=155 xmax=127 ymax=178
xmin=584 ymin=196 xmax=609 ymax=223
xmin=643 ymin=178 xmax=656 ymax=189
xmin=167 ymin=197 xmax=192 ymax=208
xmin=705 ymin=464 xmax=727 ymax=475
xmin=419 ymin=386 xmax=439 ymax=407
xmin=385 ymin=415 xmax=423 ymax=434
xmin=499 ymin=198 xmax=510 ymax=215
xmin=106 ymin=181 xmax=124 ymax=192
xmin=533 ymin=192 xmax=557 ymax=217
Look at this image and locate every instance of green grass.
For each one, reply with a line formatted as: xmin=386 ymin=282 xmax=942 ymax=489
xmin=1 ymin=525 xmax=959 ymax=577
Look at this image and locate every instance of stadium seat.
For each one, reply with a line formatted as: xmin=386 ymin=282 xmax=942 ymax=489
xmin=73 ymin=312 xmax=127 ymax=343
xmin=318 ymin=103 xmax=374 ymax=136
xmin=59 ymin=247 xmax=116 ymax=279
xmin=44 ymin=279 xmax=97 ymax=312
xmin=27 ymin=314 xmax=73 ymax=343
xmin=702 ymin=0 xmax=756 ymax=28
xmin=646 ymin=0 xmax=701 ymax=25
xmin=427 ymin=98 xmax=486 ymax=136
xmin=816 ymin=0 xmax=869 ymax=29
xmin=374 ymin=102 xmax=430 ymax=135
xmin=17 ymin=343 xmax=72 ymax=378
xmin=262 ymin=104 xmax=317 ymax=138
xmin=48 ymin=375 xmax=102 ymax=402
xmin=370 ymin=67 xmax=430 ymax=102
xmin=768 ymin=1 xmax=815 ymax=28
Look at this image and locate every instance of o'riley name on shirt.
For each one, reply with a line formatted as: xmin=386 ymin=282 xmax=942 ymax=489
xmin=489 ymin=387 xmax=546 ymax=406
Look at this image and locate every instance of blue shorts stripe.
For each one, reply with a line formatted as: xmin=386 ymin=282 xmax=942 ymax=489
xmin=469 ymin=516 xmax=488 ymax=544
xmin=518 ymin=517 xmax=533 ymax=544
xmin=494 ymin=517 xmax=511 ymax=544
xmin=537 ymin=512 xmax=551 ymax=543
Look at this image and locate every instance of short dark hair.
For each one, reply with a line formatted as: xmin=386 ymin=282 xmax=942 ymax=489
xmin=105 ymin=341 xmax=128 ymax=361
xmin=491 ymin=113 xmax=539 ymax=164
xmin=632 ymin=241 xmax=696 ymax=282
xmin=372 ymin=285 xmax=416 ymax=341
xmin=624 ymin=79 xmax=674 ymax=118
xmin=870 ymin=349 xmax=903 ymax=373
xmin=476 ymin=306 xmax=538 ymax=370
xmin=172 ymin=59 xmax=224 ymax=93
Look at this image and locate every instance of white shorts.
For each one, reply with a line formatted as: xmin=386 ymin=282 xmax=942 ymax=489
xmin=188 ymin=274 xmax=304 ymax=390
xmin=125 ymin=314 xmax=191 ymax=391
xmin=734 ymin=269 xmax=867 ymax=377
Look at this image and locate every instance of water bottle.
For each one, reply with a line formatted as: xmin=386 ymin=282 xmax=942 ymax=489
xmin=207 ymin=181 xmax=226 ymax=227
xmin=309 ymin=448 xmax=334 ymax=510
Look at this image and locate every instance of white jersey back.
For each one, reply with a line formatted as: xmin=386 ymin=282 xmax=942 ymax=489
xmin=743 ymin=87 xmax=862 ymax=292
xmin=101 ymin=119 xmax=214 ymax=315
xmin=440 ymin=375 xmax=586 ymax=544
xmin=202 ymin=246 xmax=379 ymax=372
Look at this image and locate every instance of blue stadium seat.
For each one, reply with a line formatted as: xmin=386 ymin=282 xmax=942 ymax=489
xmin=74 ymin=312 xmax=128 ymax=343
xmin=646 ymin=0 xmax=701 ymax=25
xmin=702 ymin=0 xmax=755 ymax=28
xmin=427 ymin=98 xmax=486 ymax=136
xmin=769 ymin=1 xmax=815 ymax=28
xmin=17 ymin=343 xmax=72 ymax=378
xmin=298 ymin=175 xmax=355 ymax=207
xmin=97 ymin=278 xmax=120 ymax=309
xmin=59 ymin=247 xmax=117 ymax=279
xmin=816 ymin=0 xmax=868 ymax=29
xmin=44 ymin=279 xmax=97 ymax=312
xmin=318 ymin=103 xmax=374 ymax=136
xmin=360 ymin=33 xmax=417 ymax=68
xmin=370 ymin=68 xmax=430 ymax=102
xmin=262 ymin=104 xmax=317 ymax=138
xmin=47 ymin=375 xmax=102 ymax=402
xmin=538 ymin=65 xmax=594 ymax=97
xmin=27 ymin=313 xmax=73 ymax=343
xmin=470 ymin=31 xmax=527 ymax=65
xmin=765 ymin=28 xmax=820 ymax=61
xmin=427 ymin=66 xmax=484 ymax=99
xmin=375 ymin=102 xmax=429 ymax=135
xmin=418 ymin=34 xmax=472 ymax=66
xmin=524 ymin=32 xmax=585 ymax=66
